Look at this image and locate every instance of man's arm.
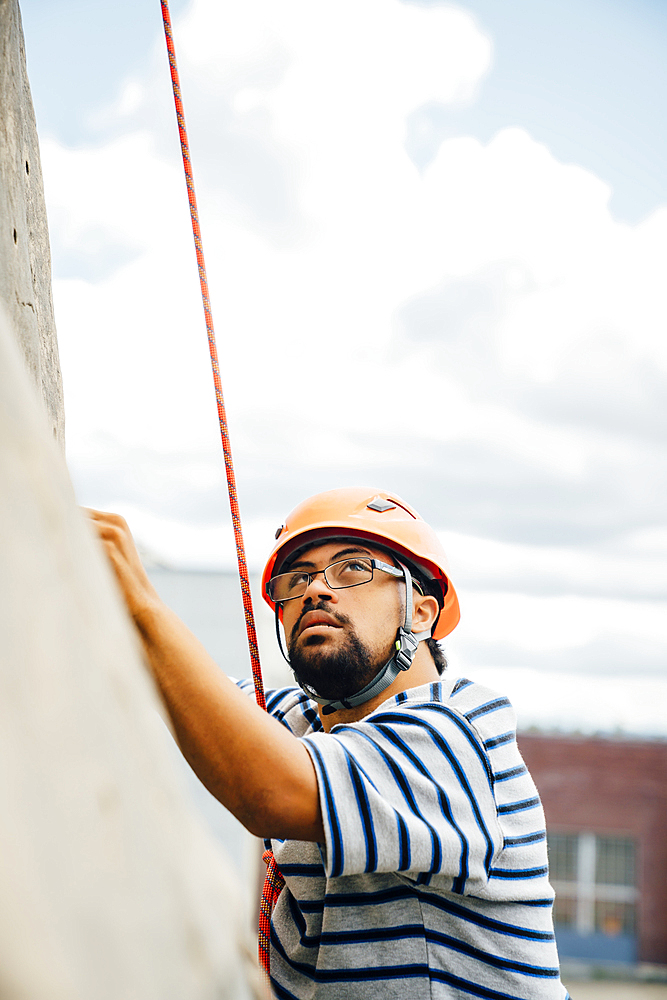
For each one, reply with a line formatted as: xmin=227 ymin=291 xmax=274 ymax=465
xmin=86 ymin=509 xmax=324 ymax=843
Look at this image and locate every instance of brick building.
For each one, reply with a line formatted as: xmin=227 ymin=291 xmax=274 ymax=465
xmin=518 ymin=733 xmax=667 ymax=966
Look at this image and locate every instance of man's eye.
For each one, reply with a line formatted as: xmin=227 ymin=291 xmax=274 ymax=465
xmin=341 ymin=559 xmax=368 ymax=573
xmin=288 ymin=572 xmax=309 ymax=589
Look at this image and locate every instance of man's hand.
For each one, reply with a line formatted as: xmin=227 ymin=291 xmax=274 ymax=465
xmin=85 ymin=507 xmax=324 ymax=843
xmin=85 ymin=508 xmax=160 ymax=623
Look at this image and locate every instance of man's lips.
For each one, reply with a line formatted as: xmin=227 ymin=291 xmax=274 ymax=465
xmin=298 ymin=610 xmax=343 ymax=636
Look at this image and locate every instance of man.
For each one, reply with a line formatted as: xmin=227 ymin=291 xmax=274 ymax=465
xmin=90 ymin=487 xmax=568 ymax=999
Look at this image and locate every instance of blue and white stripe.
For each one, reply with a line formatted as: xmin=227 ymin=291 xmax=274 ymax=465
xmin=236 ymin=677 xmax=566 ymax=998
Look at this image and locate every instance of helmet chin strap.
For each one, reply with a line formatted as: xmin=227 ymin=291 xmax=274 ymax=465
xmin=274 ymin=561 xmax=432 ymax=717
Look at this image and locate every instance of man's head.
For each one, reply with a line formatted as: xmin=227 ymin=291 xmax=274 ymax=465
xmin=262 ymin=488 xmax=460 ymax=711
xmin=276 ymin=539 xmax=442 ymax=701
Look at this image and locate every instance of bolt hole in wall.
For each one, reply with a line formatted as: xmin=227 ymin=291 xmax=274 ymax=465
xmin=25 ymin=160 xmax=29 ymax=174
xmin=13 ymin=228 xmax=17 ymax=243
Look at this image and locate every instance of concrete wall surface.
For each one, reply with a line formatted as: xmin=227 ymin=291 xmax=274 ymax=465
xmin=0 ymin=298 xmax=256 ymax=1000
xmin=0 ymin=1 xmax=257 ymax=993
xmin=0 ymin=0 xmax=64 ymax=445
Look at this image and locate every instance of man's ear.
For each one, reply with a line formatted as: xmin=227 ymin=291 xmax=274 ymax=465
xmin=412 ymin=593 xmax=439 ymax=633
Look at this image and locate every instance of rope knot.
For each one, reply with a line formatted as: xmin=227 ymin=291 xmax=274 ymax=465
xmin=262 ymin=848 xmax=286 ymax=896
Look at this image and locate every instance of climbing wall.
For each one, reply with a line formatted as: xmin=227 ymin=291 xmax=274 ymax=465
xmin=0 ymin=3 xmax=255 ymax=997
xmin=0 ymin=0 xmax=63 ymax=445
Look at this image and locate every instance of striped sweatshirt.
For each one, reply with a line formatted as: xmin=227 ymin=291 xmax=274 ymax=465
xmin=238 ymin=676 xmax=568 ymax=1000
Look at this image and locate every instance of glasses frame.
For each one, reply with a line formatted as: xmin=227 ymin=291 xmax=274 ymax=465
xmin=267 ymin=556 xmax=406 ymax=603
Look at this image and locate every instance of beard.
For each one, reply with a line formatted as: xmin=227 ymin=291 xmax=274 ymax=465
xmin=287 ymin=602 xmax=385 ymax=701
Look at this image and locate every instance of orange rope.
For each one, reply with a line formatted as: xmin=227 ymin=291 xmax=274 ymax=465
xmin=259 ymin=850 xmax=286 ymax=968
xmin=159 ymin=0 xmax=281 ymax=985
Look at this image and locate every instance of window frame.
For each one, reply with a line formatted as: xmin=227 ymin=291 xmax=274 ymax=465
xmin=548 ymin=830 xmax=638 ymax=936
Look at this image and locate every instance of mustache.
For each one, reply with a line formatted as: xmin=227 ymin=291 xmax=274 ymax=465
xmin=290 ymin=601 xmax=351 ymax=644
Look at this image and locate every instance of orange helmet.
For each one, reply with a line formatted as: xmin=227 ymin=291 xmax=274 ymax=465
xmin=261 ymin=487 xmax=460 ymax=640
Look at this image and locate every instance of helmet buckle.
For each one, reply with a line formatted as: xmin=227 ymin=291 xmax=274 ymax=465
xmin=394 ymin=627 xmax=419 ymax=671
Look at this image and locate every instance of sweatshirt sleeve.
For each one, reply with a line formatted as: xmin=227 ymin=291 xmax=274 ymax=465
xmin=301 ymin=701 xmax=503 ymax=894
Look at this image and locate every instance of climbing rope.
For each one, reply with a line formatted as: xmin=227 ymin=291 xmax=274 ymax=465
xmin=159 ymin=0 xmax=281 ymax=983
xmin=259 ymin=850 xmax=286 ymax=965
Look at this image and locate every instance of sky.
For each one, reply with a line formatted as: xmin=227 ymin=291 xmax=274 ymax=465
xmin=20 ymin=0 xmax=667 ymax=735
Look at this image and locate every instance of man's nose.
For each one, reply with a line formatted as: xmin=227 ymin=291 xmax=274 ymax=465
xmin=303 ymin=570 xmax=335 ymax=603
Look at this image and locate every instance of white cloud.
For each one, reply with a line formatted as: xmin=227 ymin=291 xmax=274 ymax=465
xmin=454 ymin=590 xmax=667 ymax=654
xmin=104 ymin=504 xmax=279 ymax=572
xmin=440 ymin=529 xmax=667 ymax=600
xmin=462 ymin=666 xmax=667 ymax=736
xmin=41 ymin=0 xmax=667 ymax=716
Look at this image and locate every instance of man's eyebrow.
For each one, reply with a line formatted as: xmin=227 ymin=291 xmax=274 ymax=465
xmin=332 ymin=546 xmax=372 ymax=561
xmin=288 ymin=546 xmax=372 ymax=570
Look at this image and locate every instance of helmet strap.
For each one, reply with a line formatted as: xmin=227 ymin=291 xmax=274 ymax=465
xmin=275 ymin=603 xmax=291 ymax=665
xmin=275 ymin=562 xmax=430 ymax=716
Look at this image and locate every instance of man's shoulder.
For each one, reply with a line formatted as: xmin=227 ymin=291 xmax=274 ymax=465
xmin=365 ymin=676 xmax=518 ymax=748
xmin=235 ymin=678 xmax=322 ymax=736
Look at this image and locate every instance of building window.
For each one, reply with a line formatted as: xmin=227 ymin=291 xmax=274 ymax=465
xmin=549 ymin=832 xmax=578 ymax=884
xmin=596 ymin=836 xmax=635 ymax=887
xmin=595 ymin=900 xmax=636 ymax=936
xmin=548 ymin=832 xmax=637 ymax=937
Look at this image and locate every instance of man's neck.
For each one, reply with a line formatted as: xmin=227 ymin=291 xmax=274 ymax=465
xmin=317 ymin=643 xmax=441 ymax=732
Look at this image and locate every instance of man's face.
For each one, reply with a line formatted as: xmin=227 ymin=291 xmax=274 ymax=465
xmin=278 ymin=540 xmax=404 ymax=701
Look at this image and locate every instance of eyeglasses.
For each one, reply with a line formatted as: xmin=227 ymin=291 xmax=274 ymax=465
xmin=267 ymin=556 xmax=408 ymax=603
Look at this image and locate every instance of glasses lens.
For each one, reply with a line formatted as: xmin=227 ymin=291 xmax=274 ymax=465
xmin=268 ymin=557 xmax=375 ymax=601
xmin=269 ymin=570 xmax=310 ymax=602
xmin=326 ymin=557 xmax=373 ymax=589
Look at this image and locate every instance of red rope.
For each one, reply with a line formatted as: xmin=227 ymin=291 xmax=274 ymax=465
xmin=259 ymin=850 xmax=286 ymax=965
xmin=159 ymin=0 xmax=265 ymax=713
xmin=159 ymin=0 xmax=282 ymax=985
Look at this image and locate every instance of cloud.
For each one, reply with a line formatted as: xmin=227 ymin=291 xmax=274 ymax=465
xmin=457 ymin=635 xmax=667 ymax=678
xmin=467 ymin=666 xmax=667 ymax=737
xmin=446 ymin=586 xmax=667 ymax=680
xmin=441 ymin=528 xmax=667 ymax=601
xmin=39 ymin=0 xmax=667 ymax=695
